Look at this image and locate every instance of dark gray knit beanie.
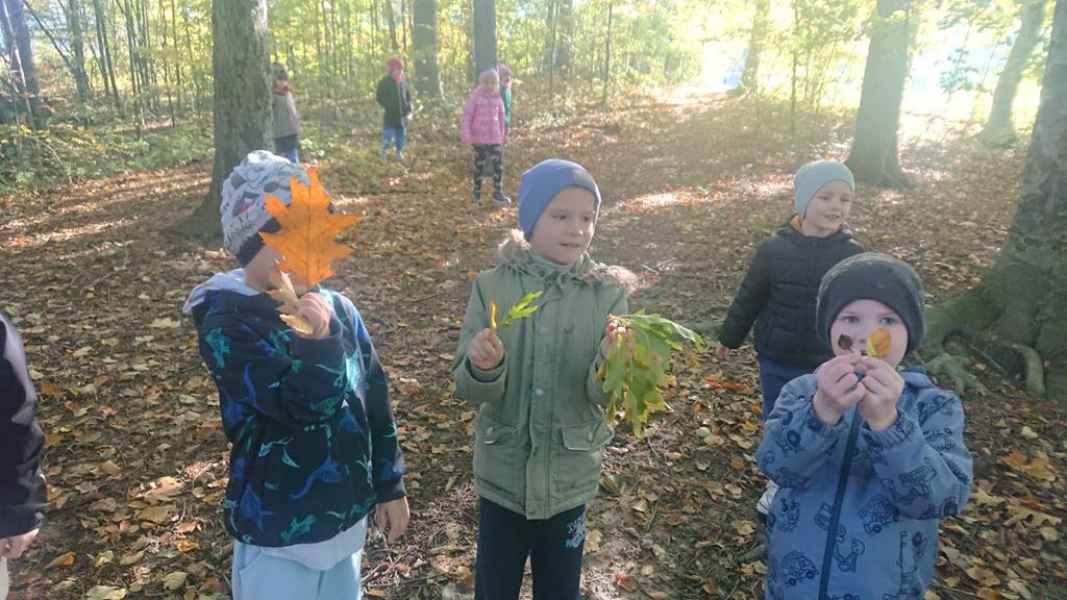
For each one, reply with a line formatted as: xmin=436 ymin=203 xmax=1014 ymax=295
xmin=816 ymin=253 xmax=926 ymax=354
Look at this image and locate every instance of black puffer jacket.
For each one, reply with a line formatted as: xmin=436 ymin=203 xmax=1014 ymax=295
xmin=719 ymin=221 xmax=864 ymax=369
xmin=0 ymin=313 xmax=47 ymax=538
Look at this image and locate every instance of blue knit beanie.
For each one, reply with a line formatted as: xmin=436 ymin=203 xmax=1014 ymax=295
xmin=794 ymin=160 xmax=855 ymax=218
xmin=518 ymin=159 xmax=601 ymax=239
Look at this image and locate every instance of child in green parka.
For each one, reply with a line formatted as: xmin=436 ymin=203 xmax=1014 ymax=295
xmin=452 ymin=159 xmax=636 ymax=599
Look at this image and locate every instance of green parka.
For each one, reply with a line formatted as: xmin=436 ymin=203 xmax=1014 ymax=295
xmin=452 ymin=231 xmax=634 ymax=519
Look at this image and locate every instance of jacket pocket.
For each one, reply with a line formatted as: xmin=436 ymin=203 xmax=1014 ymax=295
xmin=474 ymin=414 xmax=527 ymax=500
xmin=553 ymin=420 xmax=613 ymax=499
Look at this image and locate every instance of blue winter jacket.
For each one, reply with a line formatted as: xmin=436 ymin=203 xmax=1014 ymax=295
xmin=189 ymin=285 xmax=405 ymax=547
xmin=756 ymin=369 xmax=972 ymax=600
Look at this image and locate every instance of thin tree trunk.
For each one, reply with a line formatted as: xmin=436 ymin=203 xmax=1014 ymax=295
xmin=845 ymin=0 xmax=913 ymax=187
xmin=120 ymin=0 xmax=145 ymax=130
xmin=0 ymin=0 xmax=33 ymax=124
xmin=181 ymin=3 xmax=198 ymax=114
xmin=556 ymin=0 xmax=573 ymax=73
xmin=169 ymin=0 xmax=182 ymax=113
xmin=741 ymin=0 xmax=770 ymax=93
xmin=412 ymin=0 xmax=441 ymax=99
xmin=980 ymin=0 xmax=1047 ymax=146
xmin=92 ymin=0 xmax=122 ymax=112
xmin=385 ymin=0 xmax=399 ymax=51
xmin=542 ymin=0 xmax=557 ymax=72
xmin=67 ymin=0 xmax=92 ymax=103
xmin=601 ymin=0 xmax=612 ymax=107
xmin=2 ymin=0 xmax=43 ymax=128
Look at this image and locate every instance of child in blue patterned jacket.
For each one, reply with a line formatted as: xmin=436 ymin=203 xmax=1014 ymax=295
xmin=756 ymin=253 xmax=972 ymax=600
xmin=183 ymin=150 xmax=409 ymax=600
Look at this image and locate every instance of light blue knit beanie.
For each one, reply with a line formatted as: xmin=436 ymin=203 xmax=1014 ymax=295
xmin=794 ymin=160 xmax=855 ymax=218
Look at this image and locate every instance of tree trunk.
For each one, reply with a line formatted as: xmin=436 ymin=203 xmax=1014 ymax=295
xmin=979 ymin=0 xmax=1047 ymax=146
xmin=740 ymin=0 xmax=770 ymax=93
xmin=928 ymin=0 xmax=1067 ymax=400
xmin=385 ymin=0 xmax=399 ymax=51
xmin=169 ymin=0 xmax=183 ymax=113
xmin=412 ymin=0 xmax=441 ymax=99
xmin=556 ymin=0 xmax=574 ymax=73
xmin=472 ymin=0 xmax=497 ymax=81
xmin=542 ymin=0 xmax=557 ymax=72
xmin=180 ymin=0 xmax=271 ymax=241
xmin=120 ymin=0 xmax=146 ymax=130
xmin=92 ymin=0 xmax=122 ymax=112
xmin=601 ymin=0 xmax=612 ymax=107
xmin=2 ymin=0 xmax=43 ymax=128
xmin=67 ymin=0 xmax=92 ymax=103
xmin=845 ymin=0 xmax=912 ymax=188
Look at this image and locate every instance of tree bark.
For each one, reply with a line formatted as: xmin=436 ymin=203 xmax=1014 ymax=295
xmin=472 ymin=0 xmax=497 ymax=81
xmin=845 ymin=0 xmax=912 ymax=188
xmin=979 ymin=0 xmax=1047 ymax=146
xmin=385 ymin=0 xmax=399 ymax=51
xmin=180 ymin=0 xmax=271 ymax=241
xmin=67 ymin=0 xmax=92 ymax=103
xmin=412 ymin=0 xmax=441 ymax=99
xmin=740 ymin=0 xmax=770 ymax=93
xmin=556 ymin=0 xmax=574 ymax=73
xmin=928 ymin=0 xmax=1067 ymax=400
xmin=2 ymin=0 xmax=43 ymax=128
xmin=92 ymin=0 xmax=122 ymax=112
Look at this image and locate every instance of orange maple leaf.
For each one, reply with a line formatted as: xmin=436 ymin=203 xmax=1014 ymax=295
xmin=259 ymin=167 xmax=360 ymax=288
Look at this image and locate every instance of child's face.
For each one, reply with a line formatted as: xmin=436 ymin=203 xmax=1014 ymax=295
xmin=529 ymin=188 xmax=597 ymax=265
xmin=802 ymin=180 xmax=852 ymax=236
xmin=244 ymin=245 xmax=309 ymax=295
xmin=829 ymin=299 xmax=908 ymax=367
xmin=481 ymin=73 xmax=500 ymax=91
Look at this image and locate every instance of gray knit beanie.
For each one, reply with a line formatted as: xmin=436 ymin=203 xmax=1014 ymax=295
xmin=816 ymin=253 xmax=926 ymax=355
xmin=794 ymin=160 xmax=855 ymax=218
xmin=219 ymin=150 xmax=309 ymax=264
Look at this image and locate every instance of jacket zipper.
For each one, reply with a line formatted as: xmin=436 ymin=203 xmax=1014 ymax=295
xmin=817 ymin=408 xmax=861 ymax=599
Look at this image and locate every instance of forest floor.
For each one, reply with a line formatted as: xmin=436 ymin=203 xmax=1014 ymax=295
xmin=1 ymin=91 xmax=1065 ymax=600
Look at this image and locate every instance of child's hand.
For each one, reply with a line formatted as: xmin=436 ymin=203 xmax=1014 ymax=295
xmin=857 ymin=356 xmax=904 ymax=431
xmin=375 ymin=497 xmax=410 ymax=544
xmin=294 ymin=292 xmax=333 ymax=339
xmin=812 ymin=354 xmax=864 ymax=426
xmin=600 ymin=319 xmax=627 ymax=358
xmin=468 ymin=328 xmax=505 ymax=370
xmin=0 ymin=529 xmax=39 ymax=559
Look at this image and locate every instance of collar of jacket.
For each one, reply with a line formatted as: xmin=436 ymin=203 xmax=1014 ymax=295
xmin=494 ymin=229 xmax=639 ymax=295
xmin=779 ymin=217 xmax=855 ymax=249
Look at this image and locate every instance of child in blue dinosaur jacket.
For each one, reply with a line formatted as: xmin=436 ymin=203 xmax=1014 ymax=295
xmin=756 ymin=253 xmax=972 ymax=600
xmin=183 ymin=150 xmax=408 ymax=600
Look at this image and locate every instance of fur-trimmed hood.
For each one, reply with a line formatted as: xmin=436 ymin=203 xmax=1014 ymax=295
xmin=495 ymin=229 xmax=640 ymax=295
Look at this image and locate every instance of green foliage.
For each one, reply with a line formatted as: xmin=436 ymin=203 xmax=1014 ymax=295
xmin=600 ymin=312 xmax=703 ymax=437
xmin=497 ymin=291 xmax=543 ymax=329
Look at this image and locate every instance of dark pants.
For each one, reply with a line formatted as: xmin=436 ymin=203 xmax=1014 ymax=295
xmin=473 ymin=144 xmax=504 ymax=193
xmin=274 ymin=134 xmax=300 ymax=164
xmin=756 ymin=355 xmax=811 ymax=420
xmin=475 ymin=498 xmax=585 ymax=600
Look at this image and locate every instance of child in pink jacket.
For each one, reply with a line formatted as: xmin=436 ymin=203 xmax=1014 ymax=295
xmin=461 ymin=69 xmax=509 ymax=204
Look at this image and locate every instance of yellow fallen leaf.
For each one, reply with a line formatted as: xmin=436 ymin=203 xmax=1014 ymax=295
xmin=46 ymin=551 xmax=75 ymax=569
xmin=137 ymin=504 xmax=175 ymax=524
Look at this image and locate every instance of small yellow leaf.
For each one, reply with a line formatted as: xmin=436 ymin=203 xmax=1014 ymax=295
xmin=489 ymin=300 xmax=498 ymax=331
xmin=866 ymin=328 xmax=891 ymax=358
xmin=46 ymin=551 xmax=76 ymax=569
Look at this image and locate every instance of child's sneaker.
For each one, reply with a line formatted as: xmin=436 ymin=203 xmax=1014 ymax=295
xmin=472 ymin=190 xmax=482 ymax=203
xmin=756 ymin=479 xmax=779 ymax=516
xmin=493 ymin=191 xmax=511 ymax=204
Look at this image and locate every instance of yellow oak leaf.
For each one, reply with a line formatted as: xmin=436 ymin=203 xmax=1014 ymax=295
xmin=259 ymin=167 xmax=360 ymax=289
xmin=866 ymin=328 xmax=892 ymax=358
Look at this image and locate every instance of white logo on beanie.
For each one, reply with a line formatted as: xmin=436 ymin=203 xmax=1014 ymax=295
xmin=219 ymin=150 xmax=309 ymax=257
